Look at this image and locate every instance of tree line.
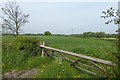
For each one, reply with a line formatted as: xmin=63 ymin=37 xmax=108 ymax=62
xmin=71 ymin=32 xmax=117 ymax=38
xmin=3 ymin=31 xmax=116 ymax=38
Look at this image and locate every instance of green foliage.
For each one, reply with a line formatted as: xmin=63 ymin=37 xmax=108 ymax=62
xmin=35 ymin=60 xmax=93 ymax=78
xmin=101 ymin=7 xmax=120 ymax=25
xmin=101 ymin=7 xmax=120 ymax=78
xmin=2 ymin=49 xmax=29 ymax=74
xmin=3 ymin=36 xmax=41 ymax=56
xmin=95 ymin=32 xmax=105 ymax=38
xmin=44 ymin=31 xmax=52 ymax=36
xmin=82 ymin=32 xmax=95 ymax=37
xmin=18 ymin=56 xmax=53 ymax=70
xmin=82 ymin=32 xmax=106 ymax=38
xmin=2 ymin=36 xmax=42 ymax=74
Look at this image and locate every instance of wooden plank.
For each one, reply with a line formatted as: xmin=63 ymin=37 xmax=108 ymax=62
xmin=71 ymin=59 xmax=81 ymax=66
xmin=74 ymin=65 xmax=98 ymax=76
xmin=39 ymin=45 xmax=115 ymax=66
xmin=63 ymin=58 xmax=99 ymax=76
xmin=89 ymin=61 xmax=106 ymax=73
xmin=64 ymin=58 xmax=101 ymax=71
xmin=44 ymin=50 xmax=56 ymax=59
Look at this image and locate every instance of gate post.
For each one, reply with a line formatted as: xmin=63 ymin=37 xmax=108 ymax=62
xmin=41 ymin=42 xmax=45 ymax=57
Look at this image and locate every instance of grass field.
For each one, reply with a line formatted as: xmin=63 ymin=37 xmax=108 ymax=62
xmin=2 ymin=35 xmax=118 ymax=78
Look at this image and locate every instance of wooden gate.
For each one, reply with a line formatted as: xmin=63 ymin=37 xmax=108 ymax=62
xmin=38 ymin=42 xmax=115 ymax=77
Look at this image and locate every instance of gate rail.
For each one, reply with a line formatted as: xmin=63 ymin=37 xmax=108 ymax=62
xmin=38 ymin=42 xmax=115 ymax=77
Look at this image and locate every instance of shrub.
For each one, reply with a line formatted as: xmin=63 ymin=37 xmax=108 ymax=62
xmin=3 ymin=36 xmax=40 ymax=56
xmin=2 ymin=36 xmax=42 ymax=73
xmin=13 ymin=36 xmax=41 ymax=56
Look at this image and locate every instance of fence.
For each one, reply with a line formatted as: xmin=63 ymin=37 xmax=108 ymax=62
xmin=38 ymin=42 xmax=115 ymax=77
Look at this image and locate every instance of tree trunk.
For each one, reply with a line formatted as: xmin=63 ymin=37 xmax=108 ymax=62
xmin=15 ymin=13 xmax=19 ymax=36
xmin=16 ymin=30 xmax=19 ymax=36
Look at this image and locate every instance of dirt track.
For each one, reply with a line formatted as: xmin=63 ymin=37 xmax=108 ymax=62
xmin=3 ymin=68 xmax=39 ymax=78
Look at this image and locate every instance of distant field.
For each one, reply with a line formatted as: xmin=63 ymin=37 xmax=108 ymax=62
xmin=2 ymin=35 xmax=117 ymax=78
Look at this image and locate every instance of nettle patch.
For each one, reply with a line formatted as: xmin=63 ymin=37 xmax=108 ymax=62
xmin=2 ymin=36 xmax=42 ymax=73
xmin=2 ymin=36 xmax=41 ymax=56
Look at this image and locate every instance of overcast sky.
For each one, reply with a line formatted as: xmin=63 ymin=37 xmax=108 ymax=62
xmin=0 ymin=1 xmax=119 ymax=34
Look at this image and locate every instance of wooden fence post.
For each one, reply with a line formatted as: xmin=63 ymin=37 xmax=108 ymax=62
xmin=41 ymin=42 xmax=45 ymax=57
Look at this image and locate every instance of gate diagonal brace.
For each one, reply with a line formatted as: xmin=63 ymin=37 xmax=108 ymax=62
xmin=71 ymin=59 xmax=81 ymax=66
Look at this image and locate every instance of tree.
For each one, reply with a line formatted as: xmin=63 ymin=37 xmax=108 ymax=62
xmin=44 ymin=31 xmax=52 ymax=36
xmin=1 ymin=2 xmax=29 ymax=36
xmin=82 ymin=32 xmax=94 ymax=37
xmin=101 ymin=7 xmax=120 ymax=25
xmin=95 ymin=32 xmax=105 ymax=38
xmin=101 ymin=7 xmax=120 ymax=35
xmin=82 ymin=32 xmax=105 ymax=38
xmin=101 ymin=6 xmax=120 ymax=77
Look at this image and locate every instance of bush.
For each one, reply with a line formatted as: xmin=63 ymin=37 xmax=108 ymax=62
xmin=2 ymin=36 xmax=42 ymax=73
xmin=2 ymin=36 xmax=42 ymax=65
xmin=13 ymin=36 xmax=41 ymax=56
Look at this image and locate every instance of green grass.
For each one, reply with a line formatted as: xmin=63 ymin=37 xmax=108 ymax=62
xmin=2 ymin=35 xmax=117 ymax=78
xmin=35 ymin=36 xmax=117 ymax=61
xmin=35 ymin=60 xmax=94 ymax=78
xmin=18 ymin=56 xmax=53 ymax=70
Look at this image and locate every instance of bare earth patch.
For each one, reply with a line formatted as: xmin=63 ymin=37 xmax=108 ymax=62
xmin=3 ymin=68 xmax=39 ymax=78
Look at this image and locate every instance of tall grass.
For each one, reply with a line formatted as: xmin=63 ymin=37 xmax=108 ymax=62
xmin=35 ymin=59 xmax=94 ymax=78
xmin=2 ymin=36 xmax=42 ymax=74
